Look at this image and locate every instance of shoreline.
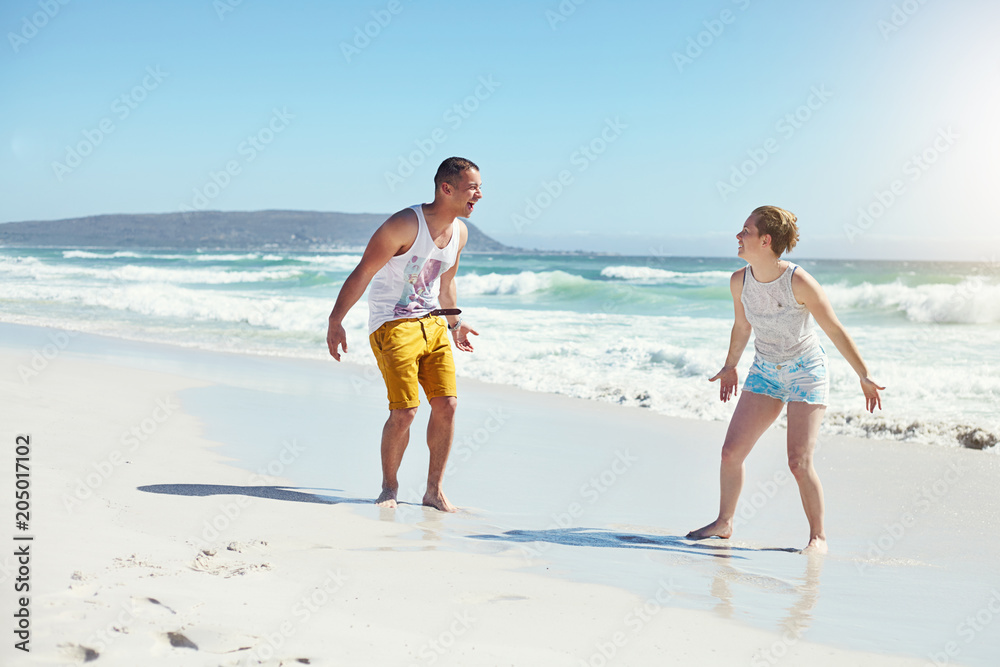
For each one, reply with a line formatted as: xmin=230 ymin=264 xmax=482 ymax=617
xmin=4 ymin=322 xmax=999 ymax=665
xmin=5 ymin=310 xmax=997 ymax=454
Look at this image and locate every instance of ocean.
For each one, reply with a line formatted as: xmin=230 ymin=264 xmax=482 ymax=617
xmin=3 ymin=245 xmax=998 ymax=451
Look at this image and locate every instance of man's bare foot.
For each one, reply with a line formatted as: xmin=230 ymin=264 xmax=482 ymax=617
xmin=686 ymin=519 xmax=733 ymax=540
xmin=375 ymin=487 xmax=398 ymax=509
xmin=422 ymin=489 xmax=457 ymax=513
xmin=801 ymin=536 xmax=828 ymax=554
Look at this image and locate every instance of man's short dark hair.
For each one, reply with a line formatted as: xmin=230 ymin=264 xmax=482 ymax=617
xmin=434 ymin=157 xmax=479 ymax=190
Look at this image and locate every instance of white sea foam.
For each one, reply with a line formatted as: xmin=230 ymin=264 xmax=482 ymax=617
xmin=110 ymin=265 xmax=304 ymax=284
xmin=63 ymin=250 xmax=147 ymax=259
xmin=63 ymin=250 xmax=292 ymax=263
xmin=460 ymin=270 xmax=587 ymax=296
xmin=192 ymin=253 xmax=265 ymax=261
xmin=600 ymin=266 xmax=732 ymax=286
xmin=0 ymin=281 xmax=338 ymax=332
xmin=4 ymin=247 xmax=998 ymax=452
xmin=825 ymin=279 xmax=1000 ymax=323
xmin=290 ymin=254 xmax=363 ymax=271
xmin=0 ymin=257 xmax=303 ymax=284
xmin=4 ymin=285 xmax=996 ymax=450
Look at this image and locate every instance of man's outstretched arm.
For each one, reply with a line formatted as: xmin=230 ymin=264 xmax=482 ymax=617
xmin=437 ymin=221 xmax=478 ymax=352
xmin=327 ymin=211 xmax=415 ymax=360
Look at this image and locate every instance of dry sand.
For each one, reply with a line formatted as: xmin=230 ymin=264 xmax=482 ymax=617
xmin=2 ymin=324 xmax=998 ymax=666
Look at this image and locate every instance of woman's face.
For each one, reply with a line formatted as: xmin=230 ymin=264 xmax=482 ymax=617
xmin=737 ymin=214 xmax=774 ymax=259
xmin=736 ymin=215 xmax=758 ymax=258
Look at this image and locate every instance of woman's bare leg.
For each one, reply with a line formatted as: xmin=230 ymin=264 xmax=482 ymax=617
xmin=687 ymin=391 xmax=784 ymax=539
xmin=786 ymin=401 xmax=827 ymax=553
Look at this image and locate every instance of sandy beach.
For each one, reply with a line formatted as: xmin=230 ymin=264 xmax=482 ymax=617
xmin=6 ymin=0 xmax=999 ymax=663
xmin=3 ymin=322 xmax=999 ymax=666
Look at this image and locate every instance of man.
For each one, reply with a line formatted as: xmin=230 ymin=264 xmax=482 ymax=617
xmin=326 ymin=157 xmax=481 ymax=512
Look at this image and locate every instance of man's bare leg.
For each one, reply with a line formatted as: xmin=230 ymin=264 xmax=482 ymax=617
xmin=423 ymin=396 xmax=458 ymax=512
xmin=687 ymin=391 xmax=784 ymax=539
xmin=786 ymin=401 xmax=828 ymax=554
xmin=376 ymin=407 xmax=417 ymax=508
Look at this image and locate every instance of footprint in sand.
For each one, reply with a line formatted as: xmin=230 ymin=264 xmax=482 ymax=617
xmin=189 ymin=548 xmax=273 ymax=578
xmin=59 ymin=643 xmax=99 ymax=662
xmin=225 ymin=539 xmax=269 ymax=553
xmin=139 ymin=596 xmax=177 ymax=615
xmin=160 ymin=626 xmax=263 ymax=655
xmin=166 ymin=631 xmax=198 ymax=649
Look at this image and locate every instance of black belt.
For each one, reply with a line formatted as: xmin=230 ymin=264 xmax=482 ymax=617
xmin=427 ymin=308 xmax=461 ymax=317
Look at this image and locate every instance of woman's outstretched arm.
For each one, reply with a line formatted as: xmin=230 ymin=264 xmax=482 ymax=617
xmin=792 ymin=268 xmax=885 ymax=412
xmin=710 ymin=268 xmax=753 ymax=402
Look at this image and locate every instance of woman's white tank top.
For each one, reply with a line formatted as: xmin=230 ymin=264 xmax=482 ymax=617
xmin=741 ymin=263 xmax=821 ymax=363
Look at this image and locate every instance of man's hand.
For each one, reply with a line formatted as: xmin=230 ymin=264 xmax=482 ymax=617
xmin=327 ymin=319 xmax=348 ymax=361
xmin=452 ymin=321 xmax=479 ymax=352
xmin=709 ymin=365 xmax=739 ymax=402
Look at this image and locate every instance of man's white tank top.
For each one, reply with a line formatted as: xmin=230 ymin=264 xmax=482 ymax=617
xmin=367 ymin=204 xmax=461 ymax=334
xmin=741 ymin=262 xmax=822 ymax=363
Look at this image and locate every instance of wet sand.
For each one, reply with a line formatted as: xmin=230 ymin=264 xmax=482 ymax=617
xmin=3 ymin=323 xmax=998 ymax=665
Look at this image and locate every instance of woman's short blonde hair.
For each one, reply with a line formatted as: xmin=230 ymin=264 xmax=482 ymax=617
xmin=751 ymin=205 xmax=799 ymax=256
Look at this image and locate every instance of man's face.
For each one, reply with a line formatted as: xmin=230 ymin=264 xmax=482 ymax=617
xmin=448 ymin=168 xmax=482 ymax=216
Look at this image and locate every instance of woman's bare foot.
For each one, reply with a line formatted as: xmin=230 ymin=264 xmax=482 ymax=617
xmin=801 ymin=535 xmax=828 ymax=554
xmin=686 ymin=518 xmax=733 ymax=540
xmin=375 ymin=487 xmax=398 ymax=508
xmin=422 ymin=489 xmax=457 ymax=513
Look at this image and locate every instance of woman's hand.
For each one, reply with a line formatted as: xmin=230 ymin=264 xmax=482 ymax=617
xmin=709 ymin=365 xmax=739 ymax=402
xmin=861 ymin=377 xmax=885 ymax=413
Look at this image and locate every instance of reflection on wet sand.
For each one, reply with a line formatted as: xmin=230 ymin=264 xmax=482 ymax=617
xmin=706 ymin=549 xmax=825 ymax=646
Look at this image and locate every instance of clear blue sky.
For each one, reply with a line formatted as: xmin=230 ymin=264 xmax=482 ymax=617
xmin=2 ymin=0 xmax=998 ymax=259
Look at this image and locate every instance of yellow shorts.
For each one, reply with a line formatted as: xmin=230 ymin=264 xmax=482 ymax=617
xmin=369 ymin=316 xmax=457 ymax=410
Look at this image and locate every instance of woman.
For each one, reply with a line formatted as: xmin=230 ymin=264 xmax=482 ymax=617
xmin=687 ymin=205 xmax=883 ymax=553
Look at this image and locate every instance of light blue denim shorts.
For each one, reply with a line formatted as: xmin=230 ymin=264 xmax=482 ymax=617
xmin=743 ymin=348 xmax=829 ymax=405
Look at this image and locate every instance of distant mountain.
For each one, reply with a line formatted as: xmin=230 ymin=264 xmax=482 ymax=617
xmin=0 ymin=210 xmax=514 ymax=253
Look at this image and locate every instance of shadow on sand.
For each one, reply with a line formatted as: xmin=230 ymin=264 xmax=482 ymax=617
xmin=137 ymin=487 xmax=801 ymax=557
xmin=469 ymin=527 xmax=800 ymax=559
xmin=138 ymin=483 xmax=372 ymax=505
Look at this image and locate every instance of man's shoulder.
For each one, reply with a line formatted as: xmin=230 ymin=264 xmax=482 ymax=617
xmin=379 ymin=207 xmax=420 ymax=241
xmin=385 ymin=206 xmax=419 ymax=226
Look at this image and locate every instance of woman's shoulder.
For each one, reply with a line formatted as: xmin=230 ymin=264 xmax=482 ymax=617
xmin=789 ymin=264 xmax=825 ymax=302
xmin=729 ymin=266 xmax=747 ymax=297
xmin=789 ymin=263 xmax=817 ymax=285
